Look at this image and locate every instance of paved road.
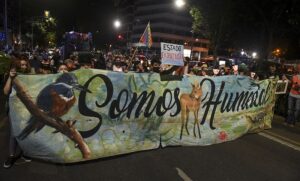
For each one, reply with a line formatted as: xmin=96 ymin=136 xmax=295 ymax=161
xmin=0 ymin=116 xmax=299 ymax=181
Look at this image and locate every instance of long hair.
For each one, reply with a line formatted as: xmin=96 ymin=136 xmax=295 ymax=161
xmin=16 ymin=58 xmax=31 ymax=74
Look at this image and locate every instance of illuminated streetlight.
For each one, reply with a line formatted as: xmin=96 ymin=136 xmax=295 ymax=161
xmin=252 ymin=52 xmax=257 ymax=58
xmin=44 ymin=10 xmax=50 ymax=18
xmin=114 ymin=20 xmax=121 ymax=29
xmin=241 ymin=50 xmax=245 ymax=56
xmin=175 ymin=0 xmax=186 ymax=8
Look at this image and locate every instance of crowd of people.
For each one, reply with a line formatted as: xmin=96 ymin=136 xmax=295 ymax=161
xmin=0 ymin=49 xmax=296 ymax=77
xmin=1 ymin=48 xmax=300 ymax=168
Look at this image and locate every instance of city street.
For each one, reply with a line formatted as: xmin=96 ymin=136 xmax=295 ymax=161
xmin=0 ymin=111 xmax=299 ymax=181
xmin=1 ymin=0 xmax=300 ymax=180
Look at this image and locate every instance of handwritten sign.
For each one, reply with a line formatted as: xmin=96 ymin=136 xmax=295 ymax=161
xmin=161 ymin=42 xmax=184 ymax=66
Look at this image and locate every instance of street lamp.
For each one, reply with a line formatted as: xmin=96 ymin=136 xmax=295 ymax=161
xmin=114 ymin=20 xmax=121 ymax=29
xmin=241 ymin=50 xmax=245 ymax=56
xmin=175 ymin=0 xmax=186 ymax=8
xmin=175 ymin=0 xmax=196 ymax=59
xmin=44 ymin=10 xmax=50 ymax=18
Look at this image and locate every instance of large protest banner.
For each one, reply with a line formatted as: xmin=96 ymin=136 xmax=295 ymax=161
xmin=161 ymin=42 xmax=184 ymax=66
xmin=9 ymin=69 xmax=276 ymax=163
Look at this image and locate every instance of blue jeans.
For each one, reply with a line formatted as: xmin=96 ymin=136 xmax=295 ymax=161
xmin=286 ymin=95 xmax=300 ymax=125
xmin=8 ymin=117 xmax=19 ymax=157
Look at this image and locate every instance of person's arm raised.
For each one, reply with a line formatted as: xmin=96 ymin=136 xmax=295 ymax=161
xmin=3 ymin=69 xmax=17 ymax=96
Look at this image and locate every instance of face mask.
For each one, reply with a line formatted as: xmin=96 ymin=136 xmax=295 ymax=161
xmin=41 ymin=64 xmax=51 ymax=70
xmin=17 ymin=68 xmax=28 ymax=73
xmin=153 ymin=67 xmax=160 ymax=73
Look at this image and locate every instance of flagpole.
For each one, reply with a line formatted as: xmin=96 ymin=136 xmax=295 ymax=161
xmin=130 ymin=46 xmax=138 ymax=62
xmin=146 ymin=21 xmax=150 ymax=59
xmin=128 ymin=45 xmax=138 ymax=71
xmin=129 ymin=22 xmax=151 ymax=68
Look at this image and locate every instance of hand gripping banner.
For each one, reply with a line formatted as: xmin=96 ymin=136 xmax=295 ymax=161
xmin=9 ymin=69 xmax=276 ymax=163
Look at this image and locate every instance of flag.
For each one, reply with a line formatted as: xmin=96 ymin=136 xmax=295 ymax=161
xmin=139 ymin=22 xmax=153 ymax=48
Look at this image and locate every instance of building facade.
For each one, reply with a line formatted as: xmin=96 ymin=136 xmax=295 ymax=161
xmin=119 ymin=0 xmax=209 ymax=60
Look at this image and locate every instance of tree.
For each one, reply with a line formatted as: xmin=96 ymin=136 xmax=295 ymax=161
xmin=33 ymin=16 xmax=57 ymax=48
xmin=192 ymin=0 xmax=300 ymax=59
xmin=284 ymin=0 xmax=300 ymax=59
xmin=193 ymin=0 xmax=235 ymax=58
xmin=243 ymin=0 xmax=291 ymax=59
xmin=189 ymin=6 xmax=203 ymax=35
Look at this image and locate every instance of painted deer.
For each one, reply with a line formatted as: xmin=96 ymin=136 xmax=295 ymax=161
xmin=180 ymin=81 xmax=203 ymax=139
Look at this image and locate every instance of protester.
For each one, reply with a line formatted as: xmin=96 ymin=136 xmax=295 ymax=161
xmin=94 ymin=53 xmax=107 ymax=70
xmin=200 ymin=67 xmax=208 ymax=77
xmin=112 ymin=57 xmax=124 ymax=72
xmin=80 ymin=58 xmax=95 ymax=69
xmin=105 ymin=53 xmax=114 ymax=70
xmin=220 ymin=67 xmax=226 ymax=76
xmin=231 ymin=65 xmax=239 ymax=75
xmin=285 ymin=63 xmax=300 ymax=127
xmin=3 ymin=61 xmax=32 ymax=169
xmin=249 ymin=71 xmax=259 ymax=80
xmin=212 ymin=65 xmax=221 ymax=77
xmin=29 ymin=53 xmax=41 ymax=73
xmin=38 ymin=58 xmax=53 ymax=74
xmin=150 ymin=58 xmax=161 ymax=73
xmin=248 ymin=67 xmax=259 ymax=80
xmin=64 ymin=59 xmax=76 ymax=71
xmin=57 ymin=64 xmax=69 ymax=73
xmin=17 ymin=58 xmax=32 ymax=74
xmin=267 ymin=64 xmax=280 ymax=79
xmin=2 ymin=46 xmax=299 ymax=139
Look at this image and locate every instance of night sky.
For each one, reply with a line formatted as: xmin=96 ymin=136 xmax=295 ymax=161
xmin=22 ymin=0 xmax=117 ymax=46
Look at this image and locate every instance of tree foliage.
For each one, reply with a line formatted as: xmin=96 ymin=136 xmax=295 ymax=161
xmin=189 ymin=6 xmax=203 ymax=35
xmin=192 ymin=0 xmax=300 ymax=59
xmin=192 ymin=0 xmax=235 ymax=57
xmin=33 ymin=17 xmax=57 ymax=48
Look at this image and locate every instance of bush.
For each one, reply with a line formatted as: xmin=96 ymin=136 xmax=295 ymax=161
xmin=0 ymin=52 xmax=11 ymax=74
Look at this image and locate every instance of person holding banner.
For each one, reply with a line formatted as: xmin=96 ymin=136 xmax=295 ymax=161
xmin=285 ymin=63 xmax=300 ymax=127
xmin=3 ymin=61 xmax=32 ymax=168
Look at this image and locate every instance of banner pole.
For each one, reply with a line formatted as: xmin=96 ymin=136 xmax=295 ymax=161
xmin=129 ymin=46 xmax=139 ymax=70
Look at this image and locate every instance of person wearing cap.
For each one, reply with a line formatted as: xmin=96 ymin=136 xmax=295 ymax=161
xmin=212 ymin=65 xmax=221 ymax=76
xmin=38 ymin=58 xmax=53 ymax=74
xmin=285 ymin=63 xmax=300 ymax=127
xmin=249 ymin=67 xmax=259 ymax=80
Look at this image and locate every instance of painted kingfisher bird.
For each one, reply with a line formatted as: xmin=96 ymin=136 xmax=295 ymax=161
xmin=18 ymin=73 xmax=91 ymax=140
